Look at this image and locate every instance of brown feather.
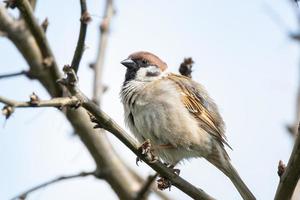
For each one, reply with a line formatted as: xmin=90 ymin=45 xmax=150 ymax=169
xmin=128 ymin=51 xmax=168 ymax=71
xmin=166 ymin=73 xmax=232 ymax=149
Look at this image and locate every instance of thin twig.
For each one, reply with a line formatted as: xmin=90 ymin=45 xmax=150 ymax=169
xmin=10 ymin=171 xmax=97 ymax=200
xmin=71 ymin=0 xmax=91 ymax=73
xmin=92 ymin=0 xmax=114 ymax=105
xmin=0 ymin=96 xmax=80 ymax=108
xmin=134 ymin=173 xmax=159 ymax=200
xmin=0 ymin=70 xmax=29 ymax=79
xmin=275 ymin=123 xmax=300 ymax=199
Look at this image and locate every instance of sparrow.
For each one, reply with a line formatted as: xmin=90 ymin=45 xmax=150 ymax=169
xmin=120 ymin=51 xmax=255 ymax=200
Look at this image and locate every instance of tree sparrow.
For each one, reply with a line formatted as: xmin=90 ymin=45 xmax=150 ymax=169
xmin=120 ymin=51 xmax=255 ymax=200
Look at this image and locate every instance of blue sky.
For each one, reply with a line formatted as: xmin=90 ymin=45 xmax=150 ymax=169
xmin=0 ymin=0 xmax=299 ymax=199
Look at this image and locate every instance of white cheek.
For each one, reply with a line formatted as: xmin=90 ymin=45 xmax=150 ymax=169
xmin=135 ymin=66 xmax=161 ymax=81
xmin=135 ymin=68 xmax=148 ymax=80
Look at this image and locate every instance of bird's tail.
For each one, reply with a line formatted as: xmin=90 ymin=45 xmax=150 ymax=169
xmin=224 ymin=162 xmax=256 ymax=200
xmin=207 ymin=152 xmax=256 ymax=200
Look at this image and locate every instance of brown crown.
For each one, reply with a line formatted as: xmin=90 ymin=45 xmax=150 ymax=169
xmin=128 ymin=51 xmax=168 ymax=71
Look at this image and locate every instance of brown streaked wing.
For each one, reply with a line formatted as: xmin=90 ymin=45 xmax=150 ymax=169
xmin=166 ymin=74 xmax=232 ymax=149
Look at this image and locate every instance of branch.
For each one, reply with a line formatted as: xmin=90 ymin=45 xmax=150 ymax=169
xmin=10 ymin=171 xmax=98 ymax=200
xmin=0 ymin=5 xmax=145 ymax=200
xmin=0 ymin=95 xmax=80 ymax=108
xmin=0 ymin=5 xmax=62 ymax=97
xmin=15 ymin=0 xmax=62 ymax=94
xmin=71 ymin=0 xmax=91 ymax=73
xmin=15 ymin=0 xmax=52 ymax=59
xmin=92 ymin=0 xmax=114 ymax=105
xmin=0 ymin=70 xmax=31 ymax=79
xmin=275 ymin=123 xmax=300 ymax=200
xmin=134 ymin=173 xmax=159 ymax=200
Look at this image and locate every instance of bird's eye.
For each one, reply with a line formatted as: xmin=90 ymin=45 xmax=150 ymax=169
xmin=142 ymin=60 xmax=147 ymax=65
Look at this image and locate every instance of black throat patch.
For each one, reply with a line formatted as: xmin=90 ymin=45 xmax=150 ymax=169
xmin=124 ymin=68 xmax=138 ymax=85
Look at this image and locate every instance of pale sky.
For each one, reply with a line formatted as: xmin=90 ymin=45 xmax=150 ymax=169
xmin=0 ymin=0 xmax=299 ymax=199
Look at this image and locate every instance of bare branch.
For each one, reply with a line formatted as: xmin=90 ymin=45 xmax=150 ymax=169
xmin=14 ymin=0 xmax=62 ymax=92
xmin=92 ymin=0 xmax=114 ymax=105
xmin=10 ymin=171 xmax=98 ymax=200
xmin=0 ymin=5 xmax=63 ymax=97
xmin=0 ymin=70 xmax=31 ymax=79
xmin=0 ymin=5 xmax=144 ymax=200
xmin=71 ymin=0 xmax=91 ymax=73
xmin=15 ymin=0 xmax=51 ymax=59
xmin=275 ymin=123 xmax=300 ymax=200
xmin=0 ymin=95 xmax=80 ymax=108
xmin=134 ymin=173 xmax=159 ymax=200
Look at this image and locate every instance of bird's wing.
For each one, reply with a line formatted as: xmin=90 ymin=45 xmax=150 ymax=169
xmin=166 ymin=73 xmax=231 ymax=149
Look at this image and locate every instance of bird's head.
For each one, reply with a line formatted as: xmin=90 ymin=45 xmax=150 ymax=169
xmin=121 ymin=51 xmax=168 ymax=82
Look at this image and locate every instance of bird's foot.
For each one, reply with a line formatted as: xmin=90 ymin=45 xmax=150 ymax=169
xmin=136 ymin=139 xmax=158 ymax=166
xmin=157 ymin=177 xmax=172 ymax=190
xmin=157 ymin=164 xmax=180 ymax=190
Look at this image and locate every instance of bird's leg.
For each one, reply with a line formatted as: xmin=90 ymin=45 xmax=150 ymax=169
xmin=136 ymin=139 xmax=158 ymax=166
xmin=157 ymin=163 xmax=180 ymax=190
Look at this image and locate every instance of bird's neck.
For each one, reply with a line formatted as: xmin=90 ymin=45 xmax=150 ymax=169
xmin=120 ymin=80 xmax=147 ymax=106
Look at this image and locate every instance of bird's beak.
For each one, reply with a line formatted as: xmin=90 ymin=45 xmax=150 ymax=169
xmin=121 ymin=58 xmax=136 ymax=68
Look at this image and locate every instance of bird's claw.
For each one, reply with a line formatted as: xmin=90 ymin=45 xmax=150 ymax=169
xmin=136 ymin=139 xmax=158 ymax=166
xmin=157 ymin=177 xmax=172 ymax=190
xmin=157 ymin=164 xmax=180 ymax=190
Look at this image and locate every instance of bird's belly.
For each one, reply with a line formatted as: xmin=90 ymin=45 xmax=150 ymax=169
xmin=129 ymin=101 xmax=212 ymax=163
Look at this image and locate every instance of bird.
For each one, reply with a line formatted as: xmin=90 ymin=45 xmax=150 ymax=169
xmin=120 ymin=51 xmax=256 ymax=200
